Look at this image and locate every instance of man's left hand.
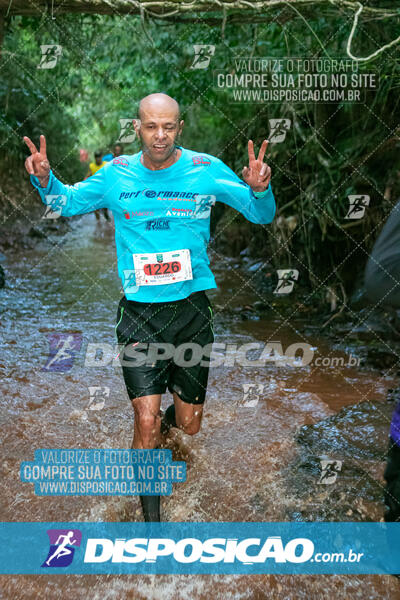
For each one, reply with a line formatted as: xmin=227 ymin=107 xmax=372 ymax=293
xmin=242 ymin=139 xmax=271 ymax=192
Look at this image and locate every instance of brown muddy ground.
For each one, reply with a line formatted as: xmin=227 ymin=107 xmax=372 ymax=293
xmin=0 ymin=214 xmax=399 ymax=598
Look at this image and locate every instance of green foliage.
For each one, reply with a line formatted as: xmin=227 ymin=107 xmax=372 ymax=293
xmin=1 ymin=8 xmax=399 ymax=296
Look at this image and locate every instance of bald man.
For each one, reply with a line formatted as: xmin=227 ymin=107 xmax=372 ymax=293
xmin=24 ymin=93 xmax=276 ymax=522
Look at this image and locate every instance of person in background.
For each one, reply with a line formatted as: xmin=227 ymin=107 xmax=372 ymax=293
xmin=86 ymin=150 xmax=107 ymax=178
xmin=103 ymin=143 xmax=124 ymax=162
xmin=79 ymin=148 xmax=89 ymax=163
xmin=114 ymin=143 xmax=123 ymax=158
xmin=364 ymin=198 xmax=400 ymax=523
xmin=102 ymin=149 xmax=113 ymax=162
xmin=85 ymin=151 xmax=110 ymax=221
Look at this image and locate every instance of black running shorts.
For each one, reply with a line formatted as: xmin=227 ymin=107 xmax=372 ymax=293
xmin=115 ymin=290 xmax=214 ymax=405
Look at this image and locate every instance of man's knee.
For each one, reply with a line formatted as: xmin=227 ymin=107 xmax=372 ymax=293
xmin=178 ymin=409 xmax=203 ymax=435
xmin=133 ymin=402 xmax=160 ymax=433
xmin=181 ymin=421 xmax=201 ymax=436
xmin=139 ymin=413 xmax=160 ymax=430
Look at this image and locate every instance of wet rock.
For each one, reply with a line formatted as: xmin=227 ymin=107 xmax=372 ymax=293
xmin=349 ymin=285 xmax=370 ymax=310
xmin=280 ymin=400 xmax=395 ymax=521
xmin=253 ymin=300 xmax=269 ymax=311
xmin=28 ymin=226 xmax=47 ymax=239
xmin=365 ymin=347 xmax=400 ymax=370
xmin=248 ymin=260 xmax=264 ymax=272
xmin=0 ymin=264 xmax=5 ymax=289
xmin=296 ymin=400 xmax=392 ymax=460
xmin=27 ymin=217 xmax=71 ymax=240
xmin=387 ymin=387 xmax=400 ymax=403
xmin=240 ymin=312 xmax=260 ymax=321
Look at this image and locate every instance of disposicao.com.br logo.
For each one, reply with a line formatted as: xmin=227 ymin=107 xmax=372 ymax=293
xmin=4 ymin=522 xmax=394 ymax=574
xmin=27 ymin=522 xmax=378 ymax=574
xmin=82 ymin=536 xmax=362 ymax=565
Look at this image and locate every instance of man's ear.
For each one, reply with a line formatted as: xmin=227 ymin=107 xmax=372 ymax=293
xmin=133 ymin=118 xmax=141 ymax=137
xmin=178 ymin=119 xmax=184 ymax=135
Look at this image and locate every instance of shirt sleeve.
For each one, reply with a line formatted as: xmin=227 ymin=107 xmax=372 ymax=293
xmin=210 ymin=158 xmax=276 ymax=224
xmin=30 ymin=164 xmax=111 ymax=217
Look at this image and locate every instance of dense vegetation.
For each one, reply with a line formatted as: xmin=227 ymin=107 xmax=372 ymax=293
xmin=1 ymin=6 xmax=399 ymax=305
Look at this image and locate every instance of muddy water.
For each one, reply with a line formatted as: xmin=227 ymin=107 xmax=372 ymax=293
xmin=0 ymin=215 xmax=399 ymax=598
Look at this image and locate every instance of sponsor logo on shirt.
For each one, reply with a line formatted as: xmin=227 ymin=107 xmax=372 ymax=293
xmin=112 ymin=157 xmax=129 ymax=167
xmin=192 ymin=155 xmax=211 ymax=166
xmin=119 ymin=191 xmax=142 ymax=200
xmin=157 ymin=190 xmax=196 ymax=202
xmin=145 ymin=218 xmax=170 ymax=230
xmin=118 ymin=190 xmax=199 ymax=202
xmin=143 ymin=189 xmax=157 ymax=198
xmin=166 ymin=208 xmax=194 ymax=217
xmin=124 ymin=211 xmax=154 ymax=219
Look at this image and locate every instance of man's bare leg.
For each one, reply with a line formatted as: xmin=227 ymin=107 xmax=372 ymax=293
xmin=132 ymin=392 xmax=204 ymax=520
xmin=131 ymin=393 xmax=162 ymax=521
xmin=162 ymin=392 xmax=204 ymax=436
xmin=173 ymin=391 xmax=203 ymax=435
xmin=131 ymin=393 xmax=162 ymax=449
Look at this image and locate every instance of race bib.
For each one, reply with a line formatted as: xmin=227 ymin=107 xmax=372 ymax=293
xmin=132 ymin=249 xmax=193 ymax=286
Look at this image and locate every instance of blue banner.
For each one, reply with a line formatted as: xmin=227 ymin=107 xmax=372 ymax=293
xmin=20 ymin=449 xmax=186 ymax=496
xmin=1 ymin=522 xmax=400 ymax=574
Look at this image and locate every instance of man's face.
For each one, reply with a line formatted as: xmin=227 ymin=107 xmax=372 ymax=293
xmin=133 ymin=108 xmax=184 ymax=164
xmin=114 ymin=145 xmax=122 ymax=157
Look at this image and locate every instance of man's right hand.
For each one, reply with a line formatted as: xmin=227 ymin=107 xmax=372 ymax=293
xmin=23 ymin=134 xmax=50 ymax=188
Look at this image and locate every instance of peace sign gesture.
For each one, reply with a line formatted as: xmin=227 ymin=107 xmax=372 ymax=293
xmin=23 ymin=134 xmax=50 ymax=187
xmin=242 ymin=139 xmax=271 ymax=192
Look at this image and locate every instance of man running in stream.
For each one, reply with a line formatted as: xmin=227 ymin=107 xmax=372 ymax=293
xmin=23 ymin=93 xmax=276 ymax=521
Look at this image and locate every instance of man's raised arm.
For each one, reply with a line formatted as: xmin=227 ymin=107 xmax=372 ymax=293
xmin=211 ymin=139 xmax=276 ymax=225
xmin=24 ymin=134 xmax=110 ymax=217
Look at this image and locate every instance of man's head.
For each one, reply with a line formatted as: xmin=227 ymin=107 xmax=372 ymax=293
xmin=94 ymin=150 xmax=102 ymax=165
xmin=133 ymin=93 xmax=184 ymax=165
xmin=114 ymin=143 xmax=123 ymax=157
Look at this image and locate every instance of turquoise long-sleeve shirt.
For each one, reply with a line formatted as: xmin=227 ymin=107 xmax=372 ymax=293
xmin=30 ymin=146 xmax=276 ymax=302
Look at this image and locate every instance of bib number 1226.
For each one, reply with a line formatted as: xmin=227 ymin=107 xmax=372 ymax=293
xmin=132 ymin=249 xmax=193 ymax=286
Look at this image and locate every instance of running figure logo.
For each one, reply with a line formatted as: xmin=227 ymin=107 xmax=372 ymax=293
xmin=37 ymin=45 xmax=62 ymax=69
xmin=87 ymin=386 xmax=110 ymax=411
xmin=42 ymin=195 xmax=67 ymax=219
xmin=190 ymin=45 xmax=215 ymax=69
xmin=318 ymin=459 xmax=342 ymax=484
xmin=345 ymin=195 xmax=370 ymax=220
xmin=239 ymin=383 xmax=264 ymax=407
xmin=193 ymin=194 xmax=216 ymax=219
xmin=42 ymin=529 xmax=82 ymax=567
xmin=42 ymin=333 xmax=83 ymax=372
xmin=122 ymin=269 xmax=139 ymax=294
xmin=118 ymin=119 xmax=136 ymax=143
xmin=274 ymin=269 xmax=299 ymax=295
xmin=268 ymin=119 xmax=291 ymax=143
